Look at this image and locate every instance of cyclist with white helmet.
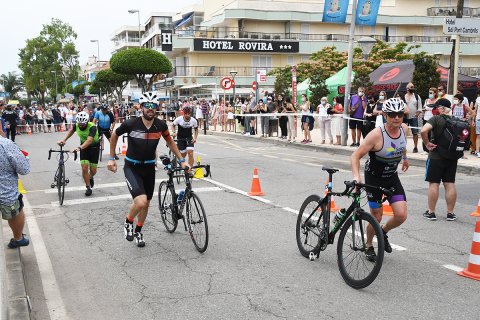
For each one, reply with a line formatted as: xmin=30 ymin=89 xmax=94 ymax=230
xmin=58 ymin=111 xmax=100 ymax=196
xmin=172 ymin=105 xmax=199 ymax=169
xmin=107 ymin=92 xmax=187 ymax=247
xmin=351 ymin=97 xmax=409 ymax=262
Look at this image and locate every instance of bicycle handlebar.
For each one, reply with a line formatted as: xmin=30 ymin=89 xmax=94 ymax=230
xmin=48 ymin=148 xmax=78 ymax=161
xmin=336 ymin=180 xmax=395 ymax=197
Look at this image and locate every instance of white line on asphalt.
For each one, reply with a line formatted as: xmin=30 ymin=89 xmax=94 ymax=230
xmin=284 ymin=159 xmax=297 ymax=162
xmin=282 ymin=207 xmax=299 ymax=214
xmin=263 ymin=154 xmax=278 ymax=159
xmin=443 ymin=264 xmax=463 ymax=272
xmin=23 ymin=197 xmax=68 ymax=320
xmin=44 ymin=179 xmax=165 ymax=193
xmin=196 ymin=151 xmax=208 ymax=156
xmin=51 ymin=186 xmax=222 ymax=206
xmin=305 ymin=162 xmax=322 ymax=167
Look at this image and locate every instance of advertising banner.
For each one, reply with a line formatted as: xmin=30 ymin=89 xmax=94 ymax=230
xmin=322 ymin=0 xmax=349 ymax=24
xmin=356 ymin=0 xmax=381 ymax=26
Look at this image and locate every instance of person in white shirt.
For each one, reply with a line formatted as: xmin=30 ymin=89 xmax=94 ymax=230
xmin=35 ymin=106 xmax=46 ymax=132
xmin=316 ymin=96 xmax=333 ymax=144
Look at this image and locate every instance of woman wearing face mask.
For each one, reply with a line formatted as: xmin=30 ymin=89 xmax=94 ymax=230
xmin=362 ymin=95 xmax=376 ymax=137
xmin=300 ymin=94 xmax=313 ymax=144
xmin=331 ymin=96 xmax=344 ymax=145
xmin=277 ymin=94 xmax=288 ymax=139
xmin=285 ymin=96 xmax=297 ymax=142
xmin=452 ymin=93 xmax=474 ymax=121
xmin=423 ymin=88 xmax=438 ymax=126
xmin=317 ymin=96 xmax=333 ymax=144
xmin=373 ymin=91 xmax=387 ymax=127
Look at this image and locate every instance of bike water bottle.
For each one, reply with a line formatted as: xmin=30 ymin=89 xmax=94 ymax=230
xmin=332 ymin=208 xmax=346 ymax=226
xmin=177 ymin=190 xmax=185 ymax=204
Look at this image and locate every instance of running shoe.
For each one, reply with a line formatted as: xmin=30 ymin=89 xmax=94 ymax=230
xmin=85 ymin=187 xmax=92 ymax=196
xmin=8 ymin=234 xmax=30 ymax=249
xmin=134 ymin=232 xmax=145 ymax=247
xmin=124 ymin=222 xmax=134 ymax=241
xmin=89 ymin=177 xmax=94 ymax=188
xmin=350 ymin=143 xmax=356 ymax=147
xmin=365 ymin=246 xmax=376 ymax=262
xmin=446 ymin=213 xmax=457 ymax=221
xmin=413 ymin=147 xmax=418 ymax=153
xmin=423 ymin=210 xmax=437 ymax=221
xmin=383 ymin=229 xmax=392 ymax=253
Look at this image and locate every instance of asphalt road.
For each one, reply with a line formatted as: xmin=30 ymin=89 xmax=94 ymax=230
xmin=12 ymin=130 xmax=480 ymax=320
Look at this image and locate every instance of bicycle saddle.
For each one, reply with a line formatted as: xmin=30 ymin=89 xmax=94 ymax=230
xmin=322 ymin=166 xmax=339 ymax=174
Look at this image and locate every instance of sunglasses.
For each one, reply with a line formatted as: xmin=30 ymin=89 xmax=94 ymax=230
xmin=142 ymin=103 xmax=157 ymax=109
xmin=386 ymin=112 xmax=404 ymax=118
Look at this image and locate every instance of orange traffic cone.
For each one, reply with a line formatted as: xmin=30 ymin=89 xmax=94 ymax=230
xmin=471 ymin=199 xmax=480 ymax=217
xmin=27 ymin=126 xmax=32 ymax=135
xmin=458 ymin=219 xmax=480 ymax=281
xmin=382 ymin=196 xmax=394 ymax=216
xmin=248 ymin=168 xmax=264 ymax=196
xmin=324 ymin=179 xmax=341 ymax=212
xmin=121 ymin=144 xmax=127 ymax=156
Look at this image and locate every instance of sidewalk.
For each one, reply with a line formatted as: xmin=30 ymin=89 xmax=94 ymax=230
xmin=204 ymin=119 xmax=480 ymax=175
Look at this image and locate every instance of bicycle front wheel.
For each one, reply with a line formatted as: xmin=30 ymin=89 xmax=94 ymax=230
xmin=57 ymin=165 xmax=66 ymax=205
xmin=158 ymin=181 xmax=178 ymax=233
xmin=337 ymin=209 xmax=385 ymax=289
xmin=186 ymin=192 xmax=208 ymax=252
xmin=296 ymin=195 xmax=326 ymax=258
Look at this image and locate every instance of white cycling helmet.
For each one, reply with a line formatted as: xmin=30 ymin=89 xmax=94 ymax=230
xmin=139 ymin=92 xmax=159 ymax=106
xmin=382 ymin=97 xmax=406 ymax=113
xmin=76 ymin=111 xmax=89 ymax=125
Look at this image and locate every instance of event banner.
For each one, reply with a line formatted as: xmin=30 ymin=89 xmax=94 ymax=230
xmin=356 ymin=0 xmax=381 ymax=26
xmin=322 ymin=0 xmax=349 ymax=24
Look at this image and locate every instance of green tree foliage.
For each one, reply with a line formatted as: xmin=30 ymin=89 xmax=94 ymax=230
xmin=92 ymin=69 xmax=133 ymax=102
xmin=110 ymin=48 xmax=172 ymax=92
xmin=412 ymin=53 xmax=441 ymax=100
xmin=268 ymin=66 xmax=292 ymax=98
xmin=18 ymin=18 xmax=80 ymax=103
xmin=0 ymin=72 xmax=23 ymax=98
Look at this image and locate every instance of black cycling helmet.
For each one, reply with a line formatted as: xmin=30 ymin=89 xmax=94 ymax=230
xmin=100 ymin=104 xmax=108 ymax=110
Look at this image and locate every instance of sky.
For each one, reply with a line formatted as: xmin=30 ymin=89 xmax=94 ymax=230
xmin=1 ymin=0 xmax=199 ymax=75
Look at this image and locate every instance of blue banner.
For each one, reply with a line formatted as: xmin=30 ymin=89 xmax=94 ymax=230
xmin=322 ymin=0 xmax=349 ymax=24
xmin=356 ymin=0 xmax=381 ymax=26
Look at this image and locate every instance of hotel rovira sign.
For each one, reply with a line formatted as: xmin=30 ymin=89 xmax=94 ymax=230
xmin=194 ymin=38 xmax=299 ymax=53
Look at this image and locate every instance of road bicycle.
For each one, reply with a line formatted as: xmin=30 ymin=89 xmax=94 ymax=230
xmin=168 ymin=138 xmax=192 ymax=184
xmin=158 ymin=155 xmax=211 ymax=252
xmin=296 ymin=166 xmax=394 ymax=289
xmin=48 ymin=145 xmax=77 ymax=206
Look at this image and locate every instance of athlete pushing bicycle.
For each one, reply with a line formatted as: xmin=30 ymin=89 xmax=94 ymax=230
xmin=171 ymin=105 xmax=199 ymax=169
xmin=351 ymin=97 xmax=409 ymax=261
xmin=107 ymin=92 xmax=187 ymax=247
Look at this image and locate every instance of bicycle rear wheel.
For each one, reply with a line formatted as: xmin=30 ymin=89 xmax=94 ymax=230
xmin=57 ymin=164 xmax=66 ymax=205
xmin=337 ymin=209 xmax=385 ymax=289
xmin=186 ymin=192 xmax=208 ymax=252
xmin=296 ymin=195 xmax=326 ymax=258
xmin=158 ymin=181 xmax=178 ymax=233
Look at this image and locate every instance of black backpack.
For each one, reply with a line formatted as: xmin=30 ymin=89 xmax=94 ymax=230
xmin=436 ymin=116 xmax=471 ymax=160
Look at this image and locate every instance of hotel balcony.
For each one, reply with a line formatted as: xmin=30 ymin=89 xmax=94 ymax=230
xmin=426 ymin=6 xmax=480 ymax=17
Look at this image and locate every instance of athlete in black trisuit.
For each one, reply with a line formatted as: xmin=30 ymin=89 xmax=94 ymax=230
xmin=172 ymin=105 xmax=199 ymax=169
xmin=107 ymin=92 xmax=187 ymax=247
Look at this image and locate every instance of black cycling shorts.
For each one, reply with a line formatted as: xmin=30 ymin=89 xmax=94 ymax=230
xmin=177 ymin=139 xmax=194 ymax=153
xmin=98 ymin=128 xmax=111 ymax=140
xmin=124 ymin=162 xmax=156 ymax=200
xmin=80 ymin=145 xmax=100 ymax=166
xmin=364 ymin=171 xmax=406 ymax=209
xmin=349 ymin=118 xmax=364 ymax=130
xmin=425 ymin=158 xmax=458 ymax=183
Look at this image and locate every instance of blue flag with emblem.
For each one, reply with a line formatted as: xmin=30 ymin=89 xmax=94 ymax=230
xmin=356 ymin=0 xmax=381 ymax=26
xmin=322 ymin=0 xmax=349 ymax=24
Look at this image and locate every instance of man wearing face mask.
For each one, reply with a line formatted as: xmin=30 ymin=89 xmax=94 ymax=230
xmin=348 ymin=87 xmax=367 ymax=147
xmin=404 ymin=83 xmax=422 ymax=153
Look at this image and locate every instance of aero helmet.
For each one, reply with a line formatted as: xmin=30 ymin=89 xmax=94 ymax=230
xmin=76 ymin=111 xmax=89 ymax=125
xmin=139 ymin=92 xmax=159 ymax=105
xmin=382 ymin=97 xmax=406 ymax=113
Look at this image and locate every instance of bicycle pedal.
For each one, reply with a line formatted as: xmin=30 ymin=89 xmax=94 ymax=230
xmin=309 ymin=252 xmax=317 ymax=261
xmin=50 ymin=183 xmax=56 ymax=188
xmin=65 ymin=179 xmax=69 ymax=184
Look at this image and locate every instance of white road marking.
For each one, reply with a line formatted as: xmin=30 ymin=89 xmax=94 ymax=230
xmin=23 ymin=197 xmax=69 ymax=319
xmin=44 ymin=179 xmax=163 ymax=193
xmin=284 ymin=158 xmax=297 ymax=162
xmin=282 ymin=207 xmax=299 ymax=214
xmin=51 ymin=186 xmax=222 ymax=206
xmin=263 ymin=154 xmax=278 ymax=159
xmin=196 ymin=151 xmax=208 ymax=156
xmin=443 ymin=264 xmax=463 ymax=272
xmin=305 ymin=162 xmax=322 ymax=167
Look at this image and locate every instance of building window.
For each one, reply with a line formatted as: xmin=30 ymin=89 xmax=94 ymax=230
xmin=301 ymin=23 xmax=310 ymax=40
xmin=445 ymin=0 xmax=452 ymax=5
xmin=434 ymin=0 xmax=440 ymax=6
xmin=252 ymin=55 xmax=272 ymax=68
xmin=301 ymin=55 xmax=310 ymax=62
xmin=287 ymin=56 xmax=294 ymax=65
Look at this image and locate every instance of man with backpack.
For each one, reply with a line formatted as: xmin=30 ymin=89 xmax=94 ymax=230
xmin=421 ymin=98 xmax=471 ymax=221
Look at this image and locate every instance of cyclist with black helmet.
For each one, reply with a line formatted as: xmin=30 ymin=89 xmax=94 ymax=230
xmin=93 ymin=104 xmax=119 ymax=160
xmin=172 ymin=105 xmax=199 ymax=169
xmin=107 ymin=92 xmax=186 ymax=247
xmin=58 ymin=111 xmax=100 ymax=196
xmin=351 ymin=97 xmax=410 ymax=261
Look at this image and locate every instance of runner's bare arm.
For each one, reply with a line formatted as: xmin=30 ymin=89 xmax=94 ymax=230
xmin=351 ymin=128 xmax=381 ymax=183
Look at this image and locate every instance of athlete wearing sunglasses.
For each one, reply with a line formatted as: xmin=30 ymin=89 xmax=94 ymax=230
xmin=107 ymin=92 xmax=187 ymax=247
xmin=351 ymin=97 xmax=409 ymax=262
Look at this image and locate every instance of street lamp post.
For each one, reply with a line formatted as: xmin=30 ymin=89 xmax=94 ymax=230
xmin=229 ymin=70 xmax=238 ymax=133
xmin=128 ymin=9 xmax=141 ymax=46
xmin=51 ymin=70 xmax=58 ymax=101
xmin=357 ymin=36 xmax=377 ymax=60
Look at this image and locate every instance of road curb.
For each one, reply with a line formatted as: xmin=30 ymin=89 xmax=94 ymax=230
xmin=206 ymin=131 xmax=480 ymax=175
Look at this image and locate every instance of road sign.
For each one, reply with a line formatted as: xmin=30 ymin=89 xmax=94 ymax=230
xmin=443 ymin=18 xmax=480 ymax=35
xmin=252 ymin=81 xmax=257 ymax=91
xmin=256 ymin=69 xmax=267 ymax=83
xmin=220 ymin=77 xmax=234 ymax=90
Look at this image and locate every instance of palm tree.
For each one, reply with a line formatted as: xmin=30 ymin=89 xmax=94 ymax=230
xmin=0 ymin=72 xmax=23 ymax=98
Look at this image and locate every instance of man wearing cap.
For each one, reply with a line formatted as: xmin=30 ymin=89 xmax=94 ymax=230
xmin=420 ymin=98 xmax=459 ymax=221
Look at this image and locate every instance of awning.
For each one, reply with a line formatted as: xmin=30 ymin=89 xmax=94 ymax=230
xmin=7 ymin=100 xmax=19 ymax=105
xmin=175 ymin=12 xmax=193 ymax=29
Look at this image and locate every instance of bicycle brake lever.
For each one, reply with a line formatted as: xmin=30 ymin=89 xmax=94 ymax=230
xmin=73 ymin=150 xmax=78 ymax=161
xmin=48 ymin=149 xmax=52 ymax=160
